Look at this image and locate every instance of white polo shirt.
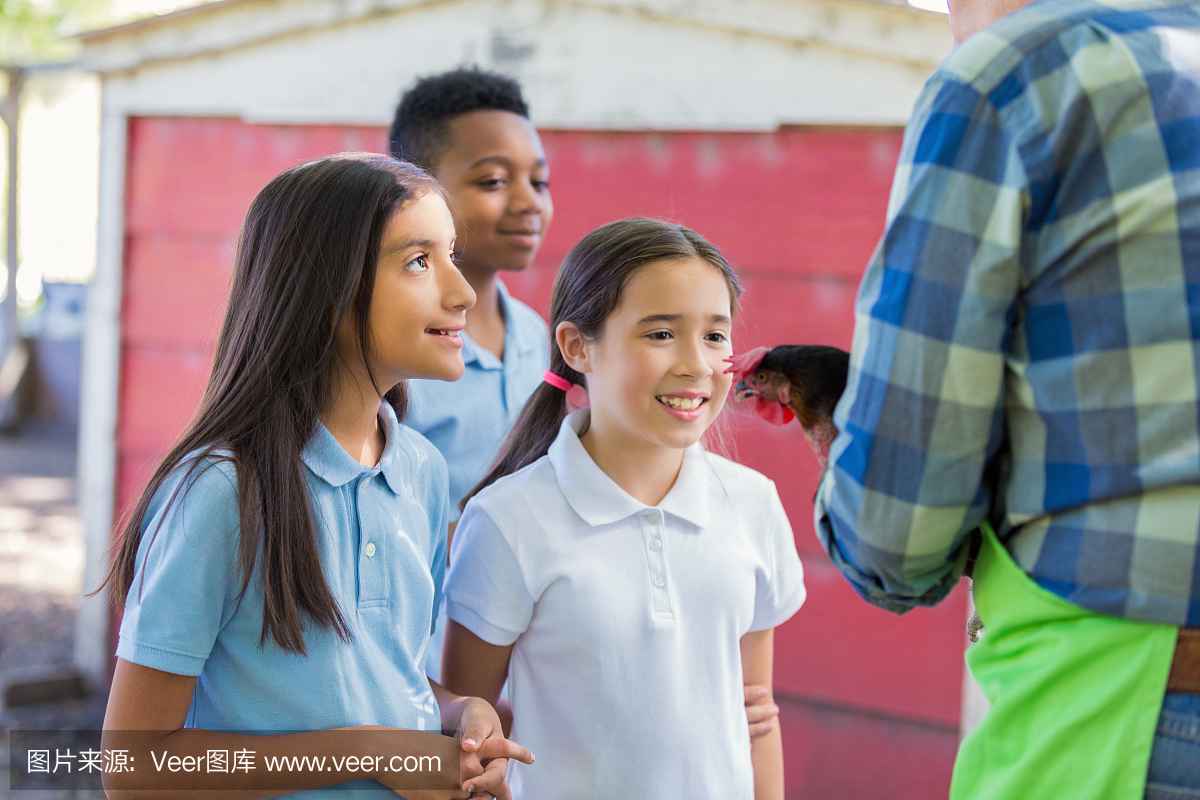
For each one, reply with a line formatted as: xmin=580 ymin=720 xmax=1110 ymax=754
xmin=443 ymin=411 xmax=806 ymax=800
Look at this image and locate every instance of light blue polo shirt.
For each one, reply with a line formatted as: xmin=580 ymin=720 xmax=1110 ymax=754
xmin=117 ymin=403 xmax=448 ymax=795
xmin=406 ymin=280 xmax=547 ymax=681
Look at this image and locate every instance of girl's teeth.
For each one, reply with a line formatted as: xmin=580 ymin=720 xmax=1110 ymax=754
xmin=658 ymin=396 xmax=703 ymax=410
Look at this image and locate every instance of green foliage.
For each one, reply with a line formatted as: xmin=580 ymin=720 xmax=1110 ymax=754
xmin=0 ymin=0 xmax=113 ymax=65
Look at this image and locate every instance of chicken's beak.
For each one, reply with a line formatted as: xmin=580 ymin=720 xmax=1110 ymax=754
xmin=734 ymin=380 xmax=759 ymax=403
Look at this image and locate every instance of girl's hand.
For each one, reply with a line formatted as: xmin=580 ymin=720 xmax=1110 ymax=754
xmin=745 ymin=684 xmax=780 ymax=740
xmin=456 ymin=697 xmax=534 ymax=800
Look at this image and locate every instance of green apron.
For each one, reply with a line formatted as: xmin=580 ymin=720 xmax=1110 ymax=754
xmin=950 ymin=524 xmax=1178 ymax=800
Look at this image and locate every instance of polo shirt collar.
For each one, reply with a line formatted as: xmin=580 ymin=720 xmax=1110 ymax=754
xmin=658 ymin=441 xmax=711 ymax=529
xmin=547 ymin=410 xmax=710 ymax=529
xmin=461 ymin=279 xmax=542 ymax=369
xmin=376 ymin=404 xmax=410 ymax=495
xmin=302 ymin=403 xmax=405 ymax=495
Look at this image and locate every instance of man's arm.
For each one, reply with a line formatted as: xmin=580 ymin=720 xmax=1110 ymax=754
xmin=815 ymin=74 xmax=1025 ymax=612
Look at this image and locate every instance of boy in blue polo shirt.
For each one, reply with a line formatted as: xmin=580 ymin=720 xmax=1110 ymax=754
xmin=389 ymin=69 xmax=554 ymax=681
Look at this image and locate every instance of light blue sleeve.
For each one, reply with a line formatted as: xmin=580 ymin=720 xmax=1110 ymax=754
xmin=442 ymin=501 xmax=533 ymax=646
xmin=750 ymin=484 xmax=807 ymax=632
xmin=116 ymin=459 xmax=241 ymax=676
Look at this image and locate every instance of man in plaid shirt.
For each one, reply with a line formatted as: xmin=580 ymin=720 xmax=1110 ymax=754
xmin=813 ymin=0 xmax=1200 ymax=793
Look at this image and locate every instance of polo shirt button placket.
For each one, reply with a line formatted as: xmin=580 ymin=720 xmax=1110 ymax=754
xmin=641 ymin=510 xmax=672 ymax=615
xmin=357 ymin=473 xmax=384 ymax=604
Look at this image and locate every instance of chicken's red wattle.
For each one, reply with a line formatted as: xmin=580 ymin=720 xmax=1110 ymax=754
xmin=756 ymin=397 xmax=795 ymax=426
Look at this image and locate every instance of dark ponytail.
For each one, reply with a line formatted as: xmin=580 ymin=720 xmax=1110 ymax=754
xmin=462 ymin=217 xmax=742 ymax=510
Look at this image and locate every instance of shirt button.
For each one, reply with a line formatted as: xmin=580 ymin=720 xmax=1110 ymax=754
xmin=649 ymin=539 xmax=662 ymax=551
xmin=642 ymin=513 xmax=657 ymax=523
xmin=653 ymin=576 xmax=666 ymax=588
xmin=365 ymin=542 xmax=376 ymax=557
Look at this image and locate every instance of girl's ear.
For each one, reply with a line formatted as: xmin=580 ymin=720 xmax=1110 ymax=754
xmin=556 ymin=321 xmax=590 ymax=374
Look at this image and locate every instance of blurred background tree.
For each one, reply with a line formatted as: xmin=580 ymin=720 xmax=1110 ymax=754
xmin=1 ymin=0 xmax=112 ymax=64
xmin=0 ymin=0 xmax=111 ymax=417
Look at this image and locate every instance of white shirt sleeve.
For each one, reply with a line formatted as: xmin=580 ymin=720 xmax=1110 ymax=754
xmin=443 ymin=501 xmax=534 ymax=646
xmin=750 ymin=484 xmax=807 ymax=632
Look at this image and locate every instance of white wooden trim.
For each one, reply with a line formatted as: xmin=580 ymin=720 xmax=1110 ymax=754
xmin=88 ymin=0 xmax=949 ymax=129
xmin=73 ymin=99 xmax=127 ymax=690
xmin=81 ymin=0 xmax=949 ymax=75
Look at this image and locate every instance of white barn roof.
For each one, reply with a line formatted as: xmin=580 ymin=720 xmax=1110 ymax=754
xmin=80 ymin=0 xmax=952 ymax=128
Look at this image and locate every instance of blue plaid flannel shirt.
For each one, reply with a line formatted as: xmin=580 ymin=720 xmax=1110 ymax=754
xmin=814 ymin=0 xmax=1200 ymax=626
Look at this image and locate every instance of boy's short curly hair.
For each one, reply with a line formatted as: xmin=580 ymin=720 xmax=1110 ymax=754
xmin=388 ymin=68 xmax=530 ymax=172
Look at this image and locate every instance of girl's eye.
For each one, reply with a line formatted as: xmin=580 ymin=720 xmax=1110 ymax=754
xmin=404 ymin=255 xmax=430 ymax=273
xmin=706 ymin=331 xmax=729 ymax=344
xmin=648 ymin=330 xmax=672 ymax=341
xmin=478 ymin=178 xmax=505 ymax=190
xmin=450 ymin=250 xmax=464 ymax=268
xmin=532 ymin=179 xmax=551 ymax=191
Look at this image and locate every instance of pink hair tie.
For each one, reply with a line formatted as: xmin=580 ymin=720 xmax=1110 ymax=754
xmin=542 ymin=370 xmax=575 ymax=392
xmin=544 ymin=370 xmax=589 ymax=410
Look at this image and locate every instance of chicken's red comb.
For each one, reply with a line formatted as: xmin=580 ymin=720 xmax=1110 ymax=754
xmin=723 ymin=346 xmax=770 ymax=383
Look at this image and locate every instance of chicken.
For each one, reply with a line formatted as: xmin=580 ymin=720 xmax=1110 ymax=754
xmin=727 ymin=344 xmax=988 ymax=641
xmin=725 ymin=344 xmax=850 ymax=465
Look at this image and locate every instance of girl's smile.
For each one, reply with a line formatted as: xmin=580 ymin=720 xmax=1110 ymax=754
xmin=424 ymin=326 xmax=465 ymax=348
xmin=655 ymin=391 xmax=710 ymax=420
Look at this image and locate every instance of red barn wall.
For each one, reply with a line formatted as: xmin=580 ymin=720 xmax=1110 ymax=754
xmin=116 ymin=116 xmax=967 ymax=798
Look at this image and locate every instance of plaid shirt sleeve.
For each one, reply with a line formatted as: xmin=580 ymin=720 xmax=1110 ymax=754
xmin=814 ymin=70 xmax=1025 ymax=614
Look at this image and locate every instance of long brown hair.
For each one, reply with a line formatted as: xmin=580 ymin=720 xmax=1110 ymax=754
xmin=463 ymin=217 xmax=743 ymax=510
xmin=102 ymin=153 xmax=443 ymax=654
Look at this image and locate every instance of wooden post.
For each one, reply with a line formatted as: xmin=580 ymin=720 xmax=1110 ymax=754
xmin=0 ymin=66 xmax=22 ymax=358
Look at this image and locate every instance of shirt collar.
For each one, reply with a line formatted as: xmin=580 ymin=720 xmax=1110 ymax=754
xmin=499 ymin=279 xmax=544 ymax=358
xmin=461 ymin=279 xmax=542 ymax=369
xmin=459 ymin=330 xmax=491 ymax=369
xmin=547 ymin=410 xmax=710 ymax=529
xmin=302 ymin=403 xmax=406 ymax=495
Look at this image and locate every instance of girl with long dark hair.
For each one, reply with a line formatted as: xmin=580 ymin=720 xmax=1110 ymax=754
xmin=100 ymin=153 xmax=532 ymax=799
xmin=439 ymin=218 xmax=806 ymax=799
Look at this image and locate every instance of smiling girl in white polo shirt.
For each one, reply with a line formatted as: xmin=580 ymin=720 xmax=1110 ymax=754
xmin=441 ymin=217 xmax=807 ymax=799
